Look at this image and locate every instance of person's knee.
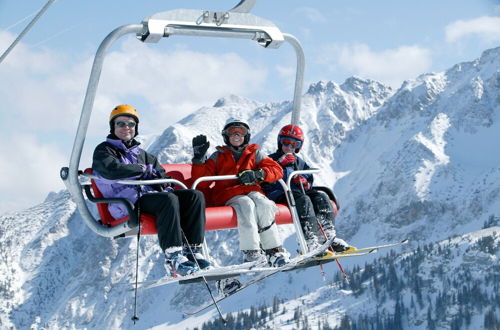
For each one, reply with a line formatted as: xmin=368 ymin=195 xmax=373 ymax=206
xmin=163 ymin=192 xmax=179 ymax=208
xmin=188 ymin=189 xmax=205 ymax=205
xmin=190 ymin=189 xmax=204 ymax=199
xmin=231 ymin=196 xmax=254 ymax=213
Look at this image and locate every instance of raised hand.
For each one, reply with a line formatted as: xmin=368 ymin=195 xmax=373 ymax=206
xmin=192 ymin=134 xmax=210 ymax=164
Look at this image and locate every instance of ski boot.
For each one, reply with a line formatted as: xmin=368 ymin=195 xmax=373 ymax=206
xmin=164 ymin=248 xmax=198 ymax=277
xmin=216 ymin=278 xmax=242 ymax=296
xmin=331 ymin=237 xmax=351 ymax=252
xmin=183 ymin=244 xmax=212 ymax=269
xmin=317 ymin=220 xmax=350 ymax=252
xmin=242 ymin=249 xmax=267 ymax=264
xmin=302 ymin=220 xmax=322 ymax=251
xmin=265 ymin=246 xmax=290 ymax=267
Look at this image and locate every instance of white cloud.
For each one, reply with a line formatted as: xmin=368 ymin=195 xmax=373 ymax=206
xmin=294 ymin=7 xmax=327 ymax=24
xmin=445 ymin=16 xmax=500 ymax=43
xmin=0 ymin=31 xmax=268 ymax=213
xmin=0 ymin=134 xmax=67 ymax=214
xmin=321 ymin=43 xmax=432 ymax=88
xmin=0 ymin=33 xmax=268 ymax=137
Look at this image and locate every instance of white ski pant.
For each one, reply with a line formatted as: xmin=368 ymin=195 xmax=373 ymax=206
xmin=225 ymin=191 xmax=282 ymax=251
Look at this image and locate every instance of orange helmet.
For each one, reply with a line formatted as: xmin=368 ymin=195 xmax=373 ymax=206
xmin=109 ymin=104 xmax=139 ymax=123
xmin=109 ymin=105 xmax=139 ymax=136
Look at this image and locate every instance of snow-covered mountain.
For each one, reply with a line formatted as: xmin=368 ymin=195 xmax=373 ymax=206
xmin=1 ymin=47 xmax=499 ymax=329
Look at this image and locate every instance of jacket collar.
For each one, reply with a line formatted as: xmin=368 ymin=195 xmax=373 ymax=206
xmin=106 ymin=134 xmax=141 ymax=152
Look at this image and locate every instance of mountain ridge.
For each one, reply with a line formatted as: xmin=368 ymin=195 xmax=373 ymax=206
xmin=1 ymin=46 xmax=499 ymax=329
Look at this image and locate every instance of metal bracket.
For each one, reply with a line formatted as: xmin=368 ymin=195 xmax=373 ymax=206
xmin=196 ymin=11 xmax=230 ymax=26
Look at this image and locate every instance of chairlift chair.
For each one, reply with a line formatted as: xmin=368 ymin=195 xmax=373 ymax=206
xmin=60 ymin=0 xmax=339 ymax=255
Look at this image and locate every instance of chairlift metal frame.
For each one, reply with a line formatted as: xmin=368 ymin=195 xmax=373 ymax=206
xmin=60 ymin=0 xmax=310 ymax=252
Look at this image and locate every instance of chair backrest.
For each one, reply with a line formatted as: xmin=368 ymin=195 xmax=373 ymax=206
xmin=162 ymin=163 xmax=217 ymax=206
xmin=160 ymin=163 xmax=193 ymax=186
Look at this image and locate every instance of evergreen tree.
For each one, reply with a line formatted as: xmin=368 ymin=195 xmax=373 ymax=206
xmin=339 ymin=314 xmax=352 ymax=330
xmin=484 ymin=308 xmax=499 ymax=330
xmin=272 ymin=296 xmax=280 ymax=314
xmin=427 ymin=306 xmax=435 ymax=330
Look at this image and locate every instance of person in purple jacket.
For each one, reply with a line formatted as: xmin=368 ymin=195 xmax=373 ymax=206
xmin=92 ymin=105 xmax=211 ymax=276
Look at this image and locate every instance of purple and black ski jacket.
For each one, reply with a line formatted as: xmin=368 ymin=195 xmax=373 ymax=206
xmin=92 ymin=135 xmax=167 ymax=219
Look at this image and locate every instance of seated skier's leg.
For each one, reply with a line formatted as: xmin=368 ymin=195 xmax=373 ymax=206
xmin=248 ymin=191 xmax=290 ymax=267
xmin=174 ymin=189 xmax=212 ymax=269
xmin=139 ymin=192 xmax=198 ymax=276
xmin=226 ymin=194 xmax=266 ymax=263
xmin=293 ymin=191 xmax=322 ymax=251
xmin=308 ymin=190 xmax=351 ymax=252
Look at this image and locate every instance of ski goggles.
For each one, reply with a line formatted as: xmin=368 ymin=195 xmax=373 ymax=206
xmin=279 ymin=137 xmax=302 ymax=148
xmin=115 ymin=121 xmax=136 ymax=128
xmin=225 ymin=126 xmax=248 ymax=137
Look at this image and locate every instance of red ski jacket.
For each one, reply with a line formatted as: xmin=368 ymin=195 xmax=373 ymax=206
xmin=192 ymin=144 xmax=283 ymax=206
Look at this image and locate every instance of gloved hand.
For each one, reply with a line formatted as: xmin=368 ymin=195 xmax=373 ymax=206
xmin=278 ymin=153 xmax=295 ymax=166
xmin=293 ymin=175 xmax=310 ymax=190
xmin=237 ymin=169 xmax=265 ymax=185
xmin=141 ymin=164 xmax=160 ymax=179
xmin=163 ymin=186 xmax=175 ymax=193
xmin=192 ymin=135 xmax=210 ymax=164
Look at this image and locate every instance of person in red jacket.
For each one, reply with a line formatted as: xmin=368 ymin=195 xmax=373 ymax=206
xmin=191 ymin=119 xmax=289 ymax=267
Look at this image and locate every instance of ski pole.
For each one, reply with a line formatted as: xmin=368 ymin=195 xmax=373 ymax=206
xmin=131 ymin=185 xmax=143 ymax=323
xmin=315 ymin=213 xmax=350 ymax=283
xmin=181 ymin=231 xmax=227 ymax=326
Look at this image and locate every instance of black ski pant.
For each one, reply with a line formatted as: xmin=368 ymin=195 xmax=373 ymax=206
xmin=138 ymin=189 xmax=206 ymax=251
xmin=276 ymin=189 xmax=335 ymax=243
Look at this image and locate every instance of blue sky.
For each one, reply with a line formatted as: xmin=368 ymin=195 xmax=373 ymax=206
xmin=1 ymin=0 xmax=499 ymax=213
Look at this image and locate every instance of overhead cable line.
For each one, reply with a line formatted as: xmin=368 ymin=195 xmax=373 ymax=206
xmin=0 ymin=0 xmax=57 ymax=64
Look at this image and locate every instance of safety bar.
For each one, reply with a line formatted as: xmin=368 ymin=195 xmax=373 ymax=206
xmin=286 ymin=169 xmax=320 ymax=188
xmin=79 ymin=172 xmax=188 ymax=189
xmin=191 ymin=172 xmax=317 ymax=254
xmin=283 ymin=169 xmax=320 ymax=253
xmin=192 ymin=174 xmax=237 ymax=189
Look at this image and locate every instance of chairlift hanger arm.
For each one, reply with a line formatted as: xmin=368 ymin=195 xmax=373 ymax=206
xmin=138 ymin=8 xmax=284 ymax=48
xmin=63 ymin=3 xmax=305 ymax=238
xmin=230 ymin=0 xmax=256 ymax=13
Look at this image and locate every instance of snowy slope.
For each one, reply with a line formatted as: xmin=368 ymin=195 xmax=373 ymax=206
xmin=0 ymin=47 xmax=499 ymax=329
xmin=197 ymin=226 xmax=498 ymax=330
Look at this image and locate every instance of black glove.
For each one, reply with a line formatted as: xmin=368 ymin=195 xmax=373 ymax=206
xmin=192 ymin=135 xmax=210 ymax=164
xmin=237 ymin=169 xmax=265 ymax=185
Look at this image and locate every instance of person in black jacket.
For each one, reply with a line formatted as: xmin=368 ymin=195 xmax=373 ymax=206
xmin=263 ymin=124 xmax=350 ymax=252
xmin=92 ymin=105 xmax=211 ymax=276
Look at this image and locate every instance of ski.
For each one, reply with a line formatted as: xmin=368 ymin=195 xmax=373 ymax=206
xmin=339 ymin=238 xmax=409 ymax=254
xmin=136 ymin=259 xmax=269 ymax=291
xmin=183 ymin=238 xmax=409 ymax=315
xmin=182 ymin=235 xmax=337 ymax=315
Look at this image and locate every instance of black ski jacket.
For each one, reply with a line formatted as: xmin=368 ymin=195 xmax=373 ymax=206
xmin=262 ymin=150 xmax=314 ymax=202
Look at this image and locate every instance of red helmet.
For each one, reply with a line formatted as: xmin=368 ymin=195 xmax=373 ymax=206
xmin=278 ymin=124 xmax=304 ymax=152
